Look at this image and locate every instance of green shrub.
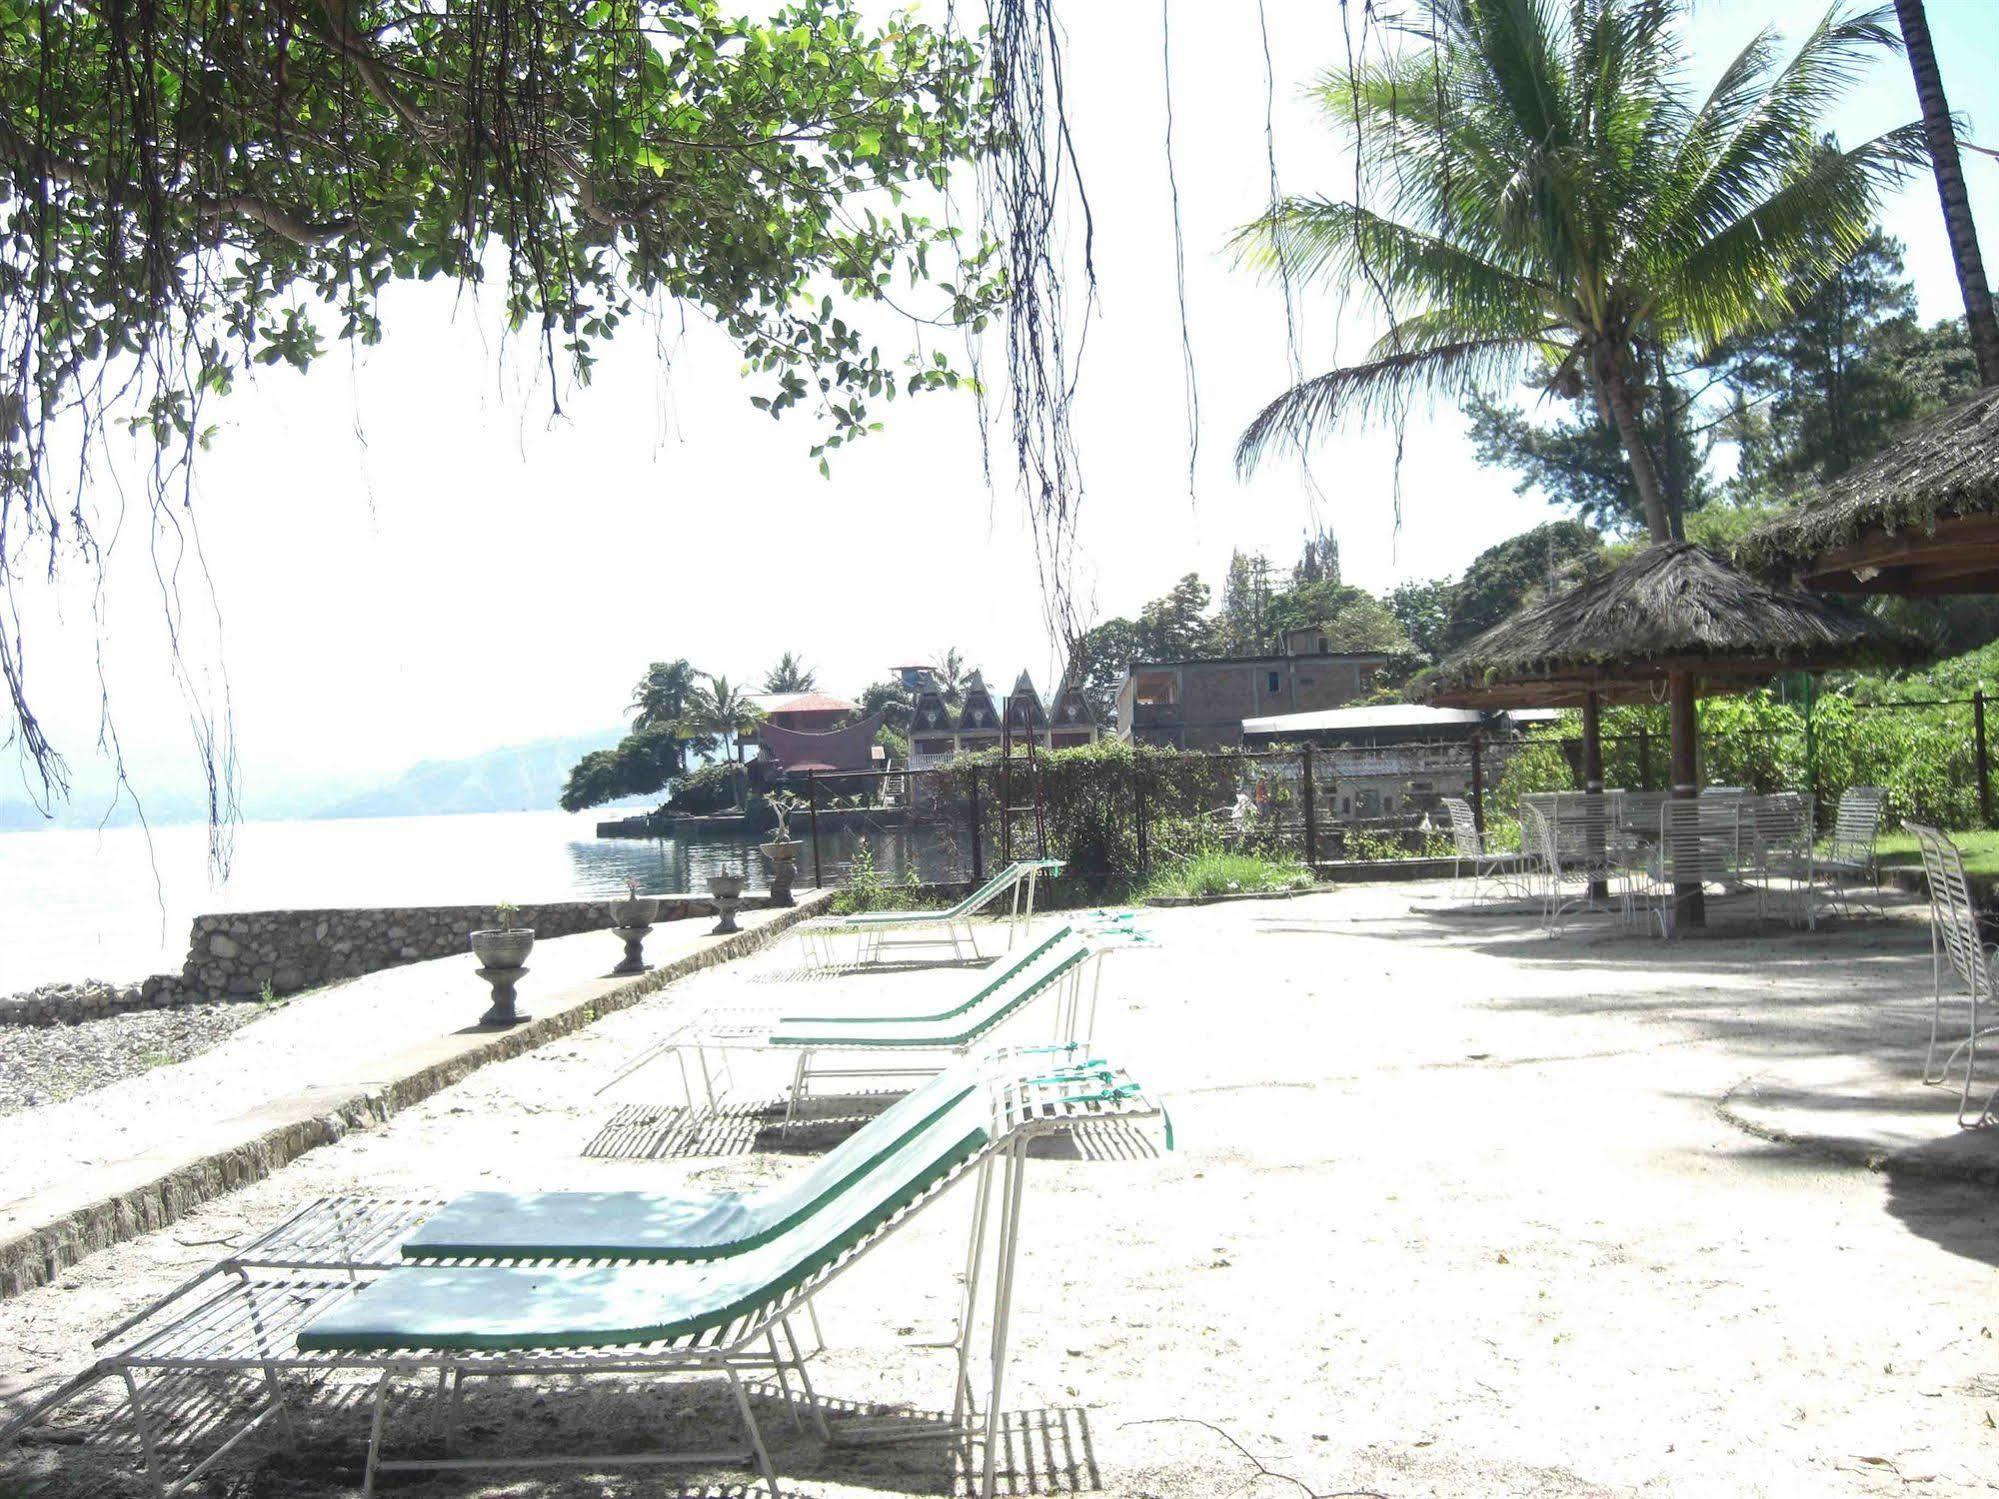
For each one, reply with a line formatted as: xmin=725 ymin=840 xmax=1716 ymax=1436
xmin=1141 ymin=849 xmax=1312 ymax=901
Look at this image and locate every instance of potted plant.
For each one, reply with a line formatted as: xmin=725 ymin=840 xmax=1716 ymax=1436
xmin=609 ymin=878 xmax=657 ymax=975
xmin=610 ymin=875 xmax=658 ymax=929
xmin=760 ymin=793 xmax=804 ymax=905
xmin=470 ymin=900 xmax=536 ymax=970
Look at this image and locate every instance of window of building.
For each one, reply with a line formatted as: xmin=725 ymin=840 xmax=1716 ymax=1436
xmin=1317 ymin=636 xmax=1329 ymax=654
xmin=1266 ymin=670 xmax=1280 ymax=693
xmin=1133 ymin=672 xmax=1178 ymax=707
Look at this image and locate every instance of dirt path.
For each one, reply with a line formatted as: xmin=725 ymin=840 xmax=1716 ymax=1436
xmin=4 ymin=887 xmax=1995 ymax=1497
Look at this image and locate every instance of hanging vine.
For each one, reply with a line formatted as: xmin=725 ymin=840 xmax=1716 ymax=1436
xmin=0 ymin=0 xmax=1004 ymax=835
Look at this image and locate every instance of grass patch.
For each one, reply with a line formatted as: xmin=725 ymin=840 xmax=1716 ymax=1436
xmin=1875 ymin=829 xmax=1999 ymax=879
xmin=1140 ymin=850 xmax=1313 ymax=902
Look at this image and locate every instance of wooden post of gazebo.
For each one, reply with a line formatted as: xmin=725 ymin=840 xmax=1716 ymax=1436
xmin=1581 ymin=689 xmax=1607 ymax=901
xmin=1669 ymin=670 xmax=1703 ymax=929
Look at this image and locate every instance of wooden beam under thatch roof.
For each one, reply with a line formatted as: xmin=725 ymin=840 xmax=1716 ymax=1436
xmin=1416 ymin=542 xmax=1921 ymax=708
xmin=1736 ymin=387 xmax=1999 ymax=594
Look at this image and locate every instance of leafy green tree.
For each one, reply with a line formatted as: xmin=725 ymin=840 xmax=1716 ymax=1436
xmin=1445 ymin=523 xmax=1607 ymax=652
xmin=1263 ymin=578 xmax=1368 ymax=642
xmin=1069 ymin=617 xmax=1146 ymax=725
xmin=1214 ymin=550 xmax=1277 ymax=655
xmin=1 ymin=0 xmax=997 ymax=802
xmin=1466 ymin=386 xmax=1711 ymax=532
xmin=850 ymin=679 xmax=916 ymax=734
xmin=1725 ymin=230 xmax=1976 ymax=490
xmin=558 ymin=725 xmax=686 ymax=813
xmin=1387 ymin=579 xmax=1457 ymax=662
xmin=1295 ymin=527 xmax=1342 ymax=585
xmin=762 ymin=652 xmax=818 ymax=694
xmin=1136 ymin=574 xmax=1215 ymax=660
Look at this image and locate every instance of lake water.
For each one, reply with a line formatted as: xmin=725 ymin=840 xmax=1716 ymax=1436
xmin=0 ymin=810 xmax=968 ymax=994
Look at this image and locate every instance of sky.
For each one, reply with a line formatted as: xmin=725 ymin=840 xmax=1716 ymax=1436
xmin=11 ymin=0 xmax=1999 ymax=819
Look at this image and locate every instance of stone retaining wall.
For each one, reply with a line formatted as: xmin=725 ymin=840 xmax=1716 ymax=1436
xmin=0 ymin=896 xmax=770 ymax=1026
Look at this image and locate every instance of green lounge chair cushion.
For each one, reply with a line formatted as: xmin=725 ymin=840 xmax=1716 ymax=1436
xmin=300 ymin=1099 xmax=992 ymax=1353
xmin=781 ymin=927 xmax=1074 ymax=1025
xmin=401 ymin=1066 xmax=979 ymax=1263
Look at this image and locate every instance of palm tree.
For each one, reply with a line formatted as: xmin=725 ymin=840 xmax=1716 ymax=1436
xmin=1890 ymin=0 xmax=1999 ymax=386
xmin=677 ymin=673 xmax=766 ymax=766
xmin=1235 ymin=0 xmax=1922 ymax=785
xmin=762 ymin=651 xmax=818 ymax=694
xmin=930 ymin=647 xmax=968 ymax=707
xmin=628 ymin=660 xmax=699 ymax=734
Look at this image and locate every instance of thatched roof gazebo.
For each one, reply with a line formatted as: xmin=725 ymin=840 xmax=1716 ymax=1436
xmin=1736 ymin=388 xmax=1999 ymax=594
xmin=1418 ymin=542 xmax=1920 ymax=926
xmin=1422 ymin=542 xmax=1918 ymax=706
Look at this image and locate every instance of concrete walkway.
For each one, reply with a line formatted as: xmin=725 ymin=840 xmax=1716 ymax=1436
xmin=0 ymin=894 xmax=830 ymax=1296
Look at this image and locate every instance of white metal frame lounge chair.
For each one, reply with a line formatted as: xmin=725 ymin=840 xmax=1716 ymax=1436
xmin=653 ymin=924 xmax=1114 ymax=1120
xmin=1909 ymin=822 xmax=1999 ymax=1127
xmin=795 ymin=858 xmax=1062 ymax=967
xmin=35 ymin=1062 xmax=1162 ymax=1499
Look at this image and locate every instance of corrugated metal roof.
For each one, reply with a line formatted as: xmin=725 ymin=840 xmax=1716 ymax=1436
xmin=1241 ymin=704 xmax=1489 ymax=735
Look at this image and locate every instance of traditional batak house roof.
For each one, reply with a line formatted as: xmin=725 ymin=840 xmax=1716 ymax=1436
xmin=956 ymin=672 xmax=1001 ymax=750
xmin=1004 ymin=670 xmax=1049 ymax=741
xmin=1049 ymin=675 xmax=1097 ymax=748
xmin=907 ymin=680 xmax=959 ymax=769
xmin=758 ymin=713 xmax=883 ymax=777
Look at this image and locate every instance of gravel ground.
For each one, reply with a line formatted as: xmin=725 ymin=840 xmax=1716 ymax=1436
xmin=0 ymin=1001 xmax=270 ymax=1117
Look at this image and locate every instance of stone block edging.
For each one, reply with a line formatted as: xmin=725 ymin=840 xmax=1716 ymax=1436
xmin=0 ymin=892 xmax=831 ymax=1299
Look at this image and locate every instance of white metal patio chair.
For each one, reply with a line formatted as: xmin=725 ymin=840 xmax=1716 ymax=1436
xmin=1909 ymin=822 xmax=1999 ymax=1128
xmin=1440 ymin=796 xmax=1518 ymax=903
xmin=1816 ymin=787 xmax=1888 ymax=918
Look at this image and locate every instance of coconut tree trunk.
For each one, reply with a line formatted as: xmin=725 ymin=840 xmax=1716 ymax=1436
xmin=1599 ymin=337 xmax=1705 ymax=924
xmin=1894 ymin=0 xmax=1999 ymax=387
xmin=1592 ymin=342 xmax=1678 ymax=544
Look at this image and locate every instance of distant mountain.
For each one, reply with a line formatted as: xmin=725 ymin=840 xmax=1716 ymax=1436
xmin=0 ymin=731 xmax=630 ymax=831
xmin=311 ymin=732 xmax=624 ymax=820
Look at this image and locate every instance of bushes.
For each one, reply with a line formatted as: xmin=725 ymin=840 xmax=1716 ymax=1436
xmin=1141 ymin=849 xmax=1311 ymax=901
xmin=1494 ymin=677 xmax=1986 ymax=831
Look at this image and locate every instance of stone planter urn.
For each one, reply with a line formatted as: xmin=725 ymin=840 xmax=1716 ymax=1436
xmin=469 ymin=925 xmax=535 ymax=1026
xmin=609 ymin=895 xmax=658 ymax=975
xmin=759 ymin=840 xmax=801 ymax=906
xmin=708 ymin=873 xmax=746 ymax=935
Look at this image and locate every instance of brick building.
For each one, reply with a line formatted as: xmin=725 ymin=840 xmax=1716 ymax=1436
xmin=1114 ymin=646 xmax=1394 ymax=750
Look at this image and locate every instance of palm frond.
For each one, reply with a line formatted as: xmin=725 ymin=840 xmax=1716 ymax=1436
xmin=1658 ymin=120 xmax=1928 ymax=348
xmin=1235 ymin=335 xmax=1533 ymax=477
xmin=1231 ymin=197 xmax=1559 ymax=317
xmin=1654 ymin=3 xmax=1902 ymax=257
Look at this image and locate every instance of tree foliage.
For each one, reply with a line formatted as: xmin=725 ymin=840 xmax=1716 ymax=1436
xmin=1236 ymin=0 xmax=1924 ymax=548
xmin=763 ymin=652 xmax=818 ymax=694
xmin=2 ymin=0 xmax=999 ymax=808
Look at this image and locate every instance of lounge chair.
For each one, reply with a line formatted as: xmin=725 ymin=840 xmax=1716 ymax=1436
xmin=79 ymin=1060 xmax=1161 ymax=1499
xmin=796 ymin=857 xmax=1062 ymax=966
xmin=617 ymin=922 xmax=1123 ymax=1119
xmin=404 ymin=1046 xmax=1103 ymax=1263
